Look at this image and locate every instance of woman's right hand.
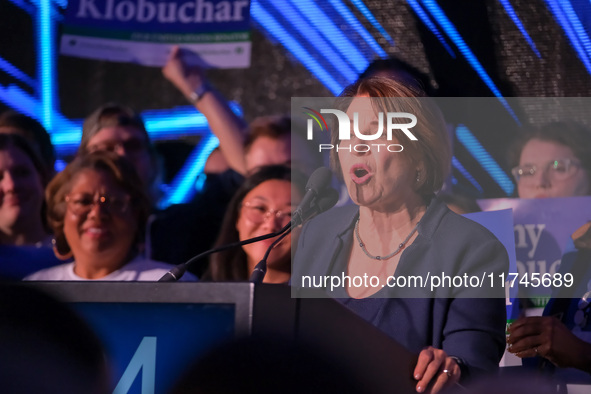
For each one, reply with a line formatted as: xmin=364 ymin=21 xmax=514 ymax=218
xmin=413 ymin=346 xmax=461 ymax=393
xmin=162 ymin=45 xmax=206 ymax=99
xmin=507 ymin=316 xmax=591 ymax=372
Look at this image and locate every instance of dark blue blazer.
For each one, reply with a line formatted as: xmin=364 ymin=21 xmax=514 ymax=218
xmin=292 ymin=198 xmax=509 ymax=379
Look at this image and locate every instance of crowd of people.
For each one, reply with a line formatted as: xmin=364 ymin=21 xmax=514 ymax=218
xmin=2 ymin=51 xmax=591 ymax=393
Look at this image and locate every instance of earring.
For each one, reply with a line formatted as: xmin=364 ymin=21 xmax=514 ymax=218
xmin=416 ymin=171 xmax=420 ymax=182
xmin=52 ymin=247 xmax=73 ymax=261
xmin=52 ymin=238 xmax=73 ymax=261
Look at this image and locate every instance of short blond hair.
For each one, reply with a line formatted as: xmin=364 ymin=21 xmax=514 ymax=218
xmin=332 ymin=77 xmax=451 ymax=199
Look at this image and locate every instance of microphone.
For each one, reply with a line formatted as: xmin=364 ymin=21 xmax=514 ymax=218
xmin=291 ymin=167 xmax=332 ymax=227
xmin=297 ymin=187 xmax=339 ymax=226
xmin=249 ymin=187 xmax=339 ymax=283
xmin=159 ymin=168 xmax=335 ymax=283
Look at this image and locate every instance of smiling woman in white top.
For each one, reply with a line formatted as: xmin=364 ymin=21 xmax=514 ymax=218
xmin=25 ymin=151 xmax=195 ymax=281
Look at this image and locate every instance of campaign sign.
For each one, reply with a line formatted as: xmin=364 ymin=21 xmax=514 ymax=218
xmin=60 ymin=0 xmax=251 ymax=67
xmin=478 ymin=196 xmax=591 ymax=304
xmin=464 ymin=209 xmax=517 ymax=300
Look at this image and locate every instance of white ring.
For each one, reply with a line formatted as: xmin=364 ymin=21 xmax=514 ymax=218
xmin=443 ymin=369 xmax=452 ymax=377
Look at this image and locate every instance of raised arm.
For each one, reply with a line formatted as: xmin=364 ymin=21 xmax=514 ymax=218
xmin=162 ymin=46 xmax=249 ymax=175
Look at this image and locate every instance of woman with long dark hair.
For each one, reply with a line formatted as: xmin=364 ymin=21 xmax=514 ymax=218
xmin=205 ymin=165 xmax=306 ymax=283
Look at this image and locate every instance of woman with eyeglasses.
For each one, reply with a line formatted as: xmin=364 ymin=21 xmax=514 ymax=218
xmin=25 ymin=151 xmax=195 ymax=281
xmin=203 ymin=165 xmax=306 ymax=283
xmin=506 ymin=123 xmax=591 ymax=387
xmin=508 ymin=122 xmax=591 ymax=199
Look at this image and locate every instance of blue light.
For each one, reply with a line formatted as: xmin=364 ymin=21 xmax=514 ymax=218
xmin=143 ymin=109 xmax=209 ymax=136
xmin=227 ymin=102 xmax=243 ymax=117
xmin=498 ymin=0 xmax=541 ymax=58
xmin=452 ymin=156 xmax=483 ymax=193
xmin=286 ymin=0 xmax=369 ymax=74
xmin=0 ymin=83 xmax=80 ymax=153
xmin=419 ymin=0 xmax=519 ymax=123
xmin=7 ymin=0 xmax=36 ymax=15
xmin=49 ymin=108 xmax=215 ymax=154
xmin=0 ymin=84 xmax=42 ymax=117
xmin=142 ymin=106 xmax=240 ymax=137
xmin=18 ymin=0 xmax=64 ymax=19
xmin=349 ymin=0 xmax=394 ymax=45
xmin=0 ymin=87 xmax=237 ymax=206
xmin=558 ymin=0 xmax=591 ymax=60
xmin=54 ymin=159 xmax=67 ymax=172
xmin=159 ymin=134 xmax=220 ymax=208
xmin=406 ymin=0 xmax=456 ymax=58
xmin=545 ymin=0 xmax=591 ymax=75
xmin=325 ymin=0 xmax=387 ymax=58
xmin=455 ymin=125 xmax=514 ymax=196
xmin=264 ymin=0 xmax=358 ymax=82
xmin=49 ymin=120 xmax=82 ymax=152
xmin=251 ymin=0 xmax=344 ymax=94
xmin=0 ymin=83 xmax=79 ymax=149
xmin=0 ymin=97 xmax=224 ymax=162
xmin=0 ymin=56 xmax=37 ymax=88
xmin=51 ymin=0 xmax=67 ymax=9
xmin=27 ymin=0 xmax=67 ymax=11
xmin=38 ymin=0 xmax=54 ymax=130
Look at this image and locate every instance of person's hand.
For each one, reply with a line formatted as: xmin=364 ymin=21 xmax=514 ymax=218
xmin=162 ymin=45 xmax=206 ymax=98
xmin=413 ymin=346 xmax=460 ymax=393
xmin=507 ymin=316 xmax=591 ymax=371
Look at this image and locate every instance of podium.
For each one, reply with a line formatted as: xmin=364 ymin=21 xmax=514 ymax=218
xmin=31 ymin=282 xmax=418 ymax=394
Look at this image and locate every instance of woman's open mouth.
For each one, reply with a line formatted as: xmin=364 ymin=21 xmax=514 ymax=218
xmin=350 ymin=164 xmax=372 ymax=185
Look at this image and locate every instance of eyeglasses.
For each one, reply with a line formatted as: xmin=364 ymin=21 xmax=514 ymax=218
xmin=241 ymin=201 xmax=294 ymax=226
xmin=65 ymin=193 xmax=131 ymax=216
xmin=511 ymin=158 xmax=581 ymax=184
xmin=87 ymin=138 xmax=147 ymax=156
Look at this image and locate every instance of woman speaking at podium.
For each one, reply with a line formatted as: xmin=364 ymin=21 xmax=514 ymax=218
xmin=292 ymin=77 xmax=508 ymax=393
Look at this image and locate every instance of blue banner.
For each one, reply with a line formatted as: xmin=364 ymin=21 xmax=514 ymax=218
xmin=64 ymin=0 xmax=251 ymax=33
xmin=61 ymin=0 xmax=251 ymax=67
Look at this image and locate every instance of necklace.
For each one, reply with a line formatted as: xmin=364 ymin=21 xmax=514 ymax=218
xmin=354 ymin=218 xmax=420 ymax=261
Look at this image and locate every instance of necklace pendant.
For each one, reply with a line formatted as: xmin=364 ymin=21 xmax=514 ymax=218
xmin=399 ymin=243 xmax=404 ymax=248
xmin=359 ymin=242 xmax=364 ymax=247
xmin=375 ymin=256 xmax=381 ymax=260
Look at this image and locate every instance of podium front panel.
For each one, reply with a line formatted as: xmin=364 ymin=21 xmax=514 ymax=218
xmin=31 ymin=282 xmax=254 ymax=393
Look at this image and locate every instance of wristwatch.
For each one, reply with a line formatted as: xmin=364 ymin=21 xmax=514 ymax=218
xmin=188 ymin=83 xmax=209 ymax=105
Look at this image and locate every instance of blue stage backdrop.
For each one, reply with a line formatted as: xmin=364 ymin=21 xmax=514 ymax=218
xmin=1 ymin=0 xmax=591 ymax=200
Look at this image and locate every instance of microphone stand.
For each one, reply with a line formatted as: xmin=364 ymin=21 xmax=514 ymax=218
xmin=159 ymin=181 xmax=338 ymax=283
xmin=158 ymin=222 xmax=291 ymax=282
xmin=249 ymin=228 xmax=292 ymax=284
